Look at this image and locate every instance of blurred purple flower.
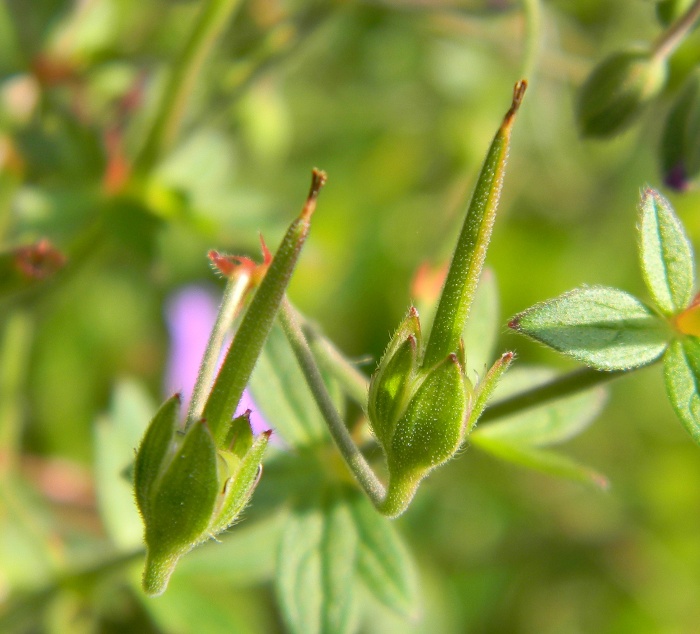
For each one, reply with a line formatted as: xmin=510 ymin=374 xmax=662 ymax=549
xmin=164 ymin=284 xmax=269 ymax=434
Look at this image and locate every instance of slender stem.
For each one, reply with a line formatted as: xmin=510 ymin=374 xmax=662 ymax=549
xmin=134 ymin=0 xmax=243 ymax=175
xmin=278 ymin=299 xmax=387 ymax=510
xmin=479 ymin=366 xmax=626 ymax=423
xmin=0 ymin=311 xmax=32 ymax=475
xmin=187 ymin=271 xmax=251 ymax=426
xmin=294 ymin=310 xmax=370 ymax=407
xmin=652 ymin=0 xmax=700 ymax=61
xmin=520 ymin=0 xmax=542 ymax=82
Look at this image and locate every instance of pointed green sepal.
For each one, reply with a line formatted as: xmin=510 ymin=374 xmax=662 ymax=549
xmin=466 ymin=351 xmax=514 ymax=433
xmin=134 ymin=394 xmax=181 ymax=521
xmin=142 ymin=420 xmax=219 ymax=596
xmin=368 ymin=307 xmax=421 ymax=447
xmin=225 ymin=410 xmax=255 ymax=458
xmin=208 ymin=430 xmax=271 ymax=535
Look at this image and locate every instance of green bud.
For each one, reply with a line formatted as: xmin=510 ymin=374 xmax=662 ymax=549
xmin=577 ymin=49 xmax=667 ymax=138
xmin=368 ymin=308 xmax=471 ymax=517
xmin=656 ymin=0 xmax=694 ymax=26
xmin=661 ymin=71 xmax=700 ymax=191
xmin=134 ymin=397 xmax=269 ymax=596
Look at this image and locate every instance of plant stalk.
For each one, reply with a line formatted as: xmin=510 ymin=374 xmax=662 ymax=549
xmin=134 ymin=0 xmax=244 ymax=175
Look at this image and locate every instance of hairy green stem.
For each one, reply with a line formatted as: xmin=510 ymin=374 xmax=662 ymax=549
xmin=202 ymin=170 xmax=326 ymax=446
xmin=279 ymin=299 xmax=388 ymax=511
xmin=187 ymin=271 xmax=251 ymax=426
xmin=480 ymin=366 xmax=626 ymax=423
xmin=296 ymin=312 xmax=370 ymax=407
xmin=653 ymin=0 xmax=700 ymax=61
xmin=135 ymin=0 xmax=243 ymax=174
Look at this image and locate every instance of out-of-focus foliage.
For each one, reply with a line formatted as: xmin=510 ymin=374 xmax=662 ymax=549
xmin=2 ymin=1 xmax=700 ymax=632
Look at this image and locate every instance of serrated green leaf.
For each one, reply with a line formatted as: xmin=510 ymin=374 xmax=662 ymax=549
xmin=664 ymin=338 xmax=700 ymax=445
xmin=464 ymin=267 xmax=500 ymax=376
xmin=510 ymin=286 xmax=670 ymax=370
xmin=249 ymin=320 xmax=328 ymax=448
xmin=472 ymin=366 xmax=607 ymax=447
xmin=638 ymin=188 xmax=695 ymax=315
xmin=472 ymin=435 xmax=609 ymax=489
xmin=350 ymin=494 xmax=420 ymax=620
xmin=277 ymin=493 xmax=359 ymax=634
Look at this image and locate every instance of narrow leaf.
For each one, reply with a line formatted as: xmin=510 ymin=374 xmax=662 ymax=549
xmin=664 ymin=338 xmax=700 ymax=445
xmin=276 ymin=494 xmax=359 ymax=634
xmin=510 ymin=286 xmax=669 ymax=370
xmin=350 ymin=495 xmax=420 ymax=620
xmin=638 ymin=188 xmax=695 ymax=315
xmin=472 ymin=435 xmax=609 ymax=489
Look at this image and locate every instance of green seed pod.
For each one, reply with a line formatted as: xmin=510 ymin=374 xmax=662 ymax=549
xmin=577 ymin=49 xmax=667 ymax=138
xmin=661 ymin=71 xmax=700 ymax=191
xmin=134 ymin=398 xmax=269 ymax=596
xmin=389 ymin=353 xmax=468 ymax=473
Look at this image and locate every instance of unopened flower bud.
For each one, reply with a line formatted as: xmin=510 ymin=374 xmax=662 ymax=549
xmin=661 ymin=71 xmax=700 ymax=191
xmin=368 ymin=308 xmax=471 ymax=516
xmin=577 ymin=49 xmax=667 ymax=138
xmin=134 ymin=396 xmax=269 ymax=596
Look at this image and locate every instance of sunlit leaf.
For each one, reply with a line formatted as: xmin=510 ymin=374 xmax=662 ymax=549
xmin=276 ymin=492 xmax=359 ymax=634
xmin=350 ymin=494 xmax=420 ymax=620
xmin=249 ymin=321 xmax=332 ymax=448
xmin=664 ymin=337 xmax=700 ymax=445
xmin=510 ymin=286 xmax=670 ymax=370
xmin=638 ymin=188 xmax=695 ymax=315
xmin=471 ymin=435 xmax=609 ymax=489
xmin=473 ymin=367 xmax=606 ymax=447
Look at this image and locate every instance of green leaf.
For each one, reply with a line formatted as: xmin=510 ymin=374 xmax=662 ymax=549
xmin=638 ymin=188 xmax=695 ymax=315
xmin=471 ymin=366 xmax=608 ymax=488
xmin=249 ymin=320 xmax=328 ymax=448
xmin=277 ymin=493 xmax=359 ymax=634
xmin=470 ymin=437 xmax=609 ymax=489
xmin=464 ymin=267 xmax=500 ymax=377
xmin=95 ymin=380 xmax=155 ymax=550
xmin=472 ymin=367 xmax=607 ymax=447
xmin=664 ymin=338 xmax=700 ymax=445
xmin=350 ymin=495 xmax=420 ymax=620
xmin=510 ymin=286 xmax=670 ymax=370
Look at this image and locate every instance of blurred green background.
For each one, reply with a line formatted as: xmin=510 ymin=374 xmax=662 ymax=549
xmin=2 ymin=0 xmax=700 ymax=632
